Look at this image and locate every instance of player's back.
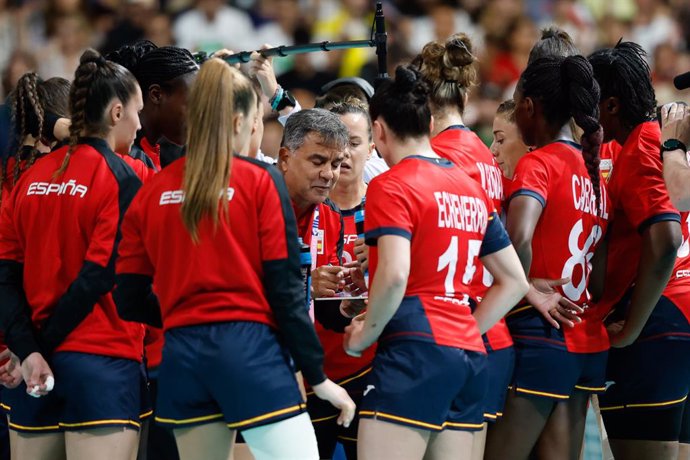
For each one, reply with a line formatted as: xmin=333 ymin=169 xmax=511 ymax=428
xmin=432 ymin=125 xmax=504 ymax=212
xmin=123 ymin=155 xmax=291 ymax=331
xmin=366 ymin=156 xmax=498 ymax=353
xmin=1 ymin=137 xmax=143 ymax=359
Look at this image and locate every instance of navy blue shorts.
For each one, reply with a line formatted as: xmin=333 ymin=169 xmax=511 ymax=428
xmin=155 ymin=322 xmax=305 ymax=431
xmin=601 ymin=338 xmax=690 ymax=409
xmin=510 ymin=342 xmax=607 ymax=400
xmin=484 ymin=347 xmax=515 ymax=422
xmin=4 ymin=352 xmax=147 ymax=433
xmin=307 ymin=366 xmax=371 ymax=458
xmin=359 ymin=341 xmax=487 ymax=432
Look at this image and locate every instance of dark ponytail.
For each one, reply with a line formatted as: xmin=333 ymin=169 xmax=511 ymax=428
xmin=519 ymin=55 xmax=603 ymax=209
xmin=54 ymin=49 xmax=139 ymax=178
xmin=369 ymin=65 xmax=431 ymax=139
xmin=561 ymin=56 xmax=602 ymax=208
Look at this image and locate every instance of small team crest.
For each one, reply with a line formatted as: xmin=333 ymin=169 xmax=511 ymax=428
xmin=315 ymin=229 xmax=325 ymax=255
xmin=600 ymin=159 xmax=613 ymax=182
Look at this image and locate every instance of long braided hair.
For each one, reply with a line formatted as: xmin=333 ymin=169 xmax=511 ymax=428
xmin=588 ymin=41 xmax=657 ymax=130
xmin=2 ymin=73 xmax=70 ymax=202
xmin=518 ymin=55 xmax=603 ymax=209
xmin=54 ymin=49 xmax=139 ymax=178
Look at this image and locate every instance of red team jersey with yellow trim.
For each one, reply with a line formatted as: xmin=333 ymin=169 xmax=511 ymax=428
xmin=117 ymin=156 xmax=296 ymax=331
xmin=364 ymin=156 xmax=511 ymax=353
xmin=508 ymin=141 xmax=610 ymax=353
xmin=0 ymin=138 xmax=144 ymax=361
xmin=432 ymin=126 xmax=512 ymax=351
xmin=593 ymin=122 xmax=682 ymax=336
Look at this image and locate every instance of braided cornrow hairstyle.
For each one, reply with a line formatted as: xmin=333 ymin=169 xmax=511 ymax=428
xmin=588 ymin=41 xmax=656 ymax=129
xmin=369 ymin=65 xmax=432 ymax=139
xmin=131 ymin=46 xmax=198 ymax=96
xmin=519 ymin=55 xmax=603 ymax=209
xmin=54 ymin=49 xmax=139 ymax=178
xmin=417 ymin=33 xmax=477 ymax=114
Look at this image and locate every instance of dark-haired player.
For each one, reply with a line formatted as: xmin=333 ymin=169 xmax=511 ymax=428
xmin=590 ymin=41 xmax=687 ymax=460
xmin=344 ymin=65 xmax=528 ymax=460
xmin=0 ymin=49 xmax=145 ymax=460
xmin=485 ymin=55 xmax=610 ymax=460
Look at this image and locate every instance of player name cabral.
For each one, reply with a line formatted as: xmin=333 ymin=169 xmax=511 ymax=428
xmin=434 ymin=191 xmax=489 ymax=233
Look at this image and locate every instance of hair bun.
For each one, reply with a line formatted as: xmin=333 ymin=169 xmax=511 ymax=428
xmin=445 ymin=36 xmax=475 ymax=68
xmin=80 ymin=49 xmax=107 ymax=67
xmin=395 ymin=65 xmax=419 ymax=92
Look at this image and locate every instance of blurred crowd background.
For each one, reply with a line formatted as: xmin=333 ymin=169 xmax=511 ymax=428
xmin=1 ymin=0 xmax=689 ymax=155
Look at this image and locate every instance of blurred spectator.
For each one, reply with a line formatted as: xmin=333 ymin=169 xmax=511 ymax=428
xmin=145 ymin=12 xmax=174 ymax=46
xmin=312 ymin=0 xmax=375 ymax=77
xmin=173 ymin=0 xmax=253 ymax=53
xmin=653 ymin=42 xmax=687 ymax=104
xmin=402 ymin=0 xmax=482 ymax=57
xmin=100 ymin=0 xmax=158 ymax=55
xmin=629 ymin=0 xmax=682 ymax=63
xmin=38 ymin=13 xmax=91 ymax=79
xmin=255 ymin=0 xmax=301 ymax=75
xmin=1 ymin=49 xmax=37 ymax=98
xmin=0 ymin=0 xmax=19 ymax=72
xmin=278 ymin=25 xmax=337 ymax=99
xmin=482 ymin=15 xmax=538 ymax=92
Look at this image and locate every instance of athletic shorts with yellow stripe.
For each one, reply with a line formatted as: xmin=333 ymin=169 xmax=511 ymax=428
xmin=359 ymin=341 xmax=487 ymax=432
xmin=508 ymin=342 xmax=608 ymax=401
xmin=3 ymin=351 xmax=150 ymax=434
xmin=155 ymin=322 xmax=306 ymax=431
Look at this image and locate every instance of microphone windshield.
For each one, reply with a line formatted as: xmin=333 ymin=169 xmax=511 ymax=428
xmin=674 ymin=71 xmax=690 ymax=90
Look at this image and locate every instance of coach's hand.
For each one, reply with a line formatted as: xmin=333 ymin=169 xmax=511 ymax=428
xmin=21 ymin=352 xmax=54 ymax=397
xmin=312 ymin=379 xmax=356 ymax=428
xmin=526 ymin=278 xmax=584 ymax=329
xmin=312 ymin=265 xmax=346 ymax=298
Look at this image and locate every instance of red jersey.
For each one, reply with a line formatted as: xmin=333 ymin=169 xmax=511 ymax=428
xmin=115 ymin=155 xmax=326 ymax=384
xmin=432 ymin=126 xmax=512 ymax=351
xmin=119 ymin=153 xmax=155 ymax=184
xmin=140 ymin=137 xmax=161 ymax=171
xmin=594 ymin=122 xmax=681 ymax=327
xmin=365 ymin=156 xmax=511 ymax=353
xmin=663 ymin=211 xmax=690 ymax=330
xmin=0 ymin=137 xmax=144 ymax=361
xmin=508 ymin=140 xmax=610 ymax=353
xmin=309 ymin=199 xmax=377 ymax=381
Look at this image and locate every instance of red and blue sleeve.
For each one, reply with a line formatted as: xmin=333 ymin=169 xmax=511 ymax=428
xmin=40 ymin=159 xmax=142 ymax=352
xmin=113 ymin=191 xmax=162 ymax=328
xmin=509 ymin=153 xmax=550 ymax=208
xmin=619 ymin=139 xmax=680 ymax=232
xmin=480 ymin=212 xmax=512 ymax=257
xmin=0 ymin=190 xmax=42 ymax=361
xmin=364 ymin=177 xmax=414 ymax=244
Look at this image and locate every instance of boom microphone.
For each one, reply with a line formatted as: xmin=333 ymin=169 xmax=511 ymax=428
xmin=673 ymin=71 xmax=690 ymax=90
xmin=374 ymin=2 xmax=388 ymax=80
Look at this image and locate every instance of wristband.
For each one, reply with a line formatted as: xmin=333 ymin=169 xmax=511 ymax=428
xmin=270 ymin=86 xmax=284 ymax=112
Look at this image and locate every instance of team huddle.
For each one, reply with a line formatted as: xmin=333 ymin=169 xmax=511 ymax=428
xmin=0 ymin=24 xmax=687 ymax=460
